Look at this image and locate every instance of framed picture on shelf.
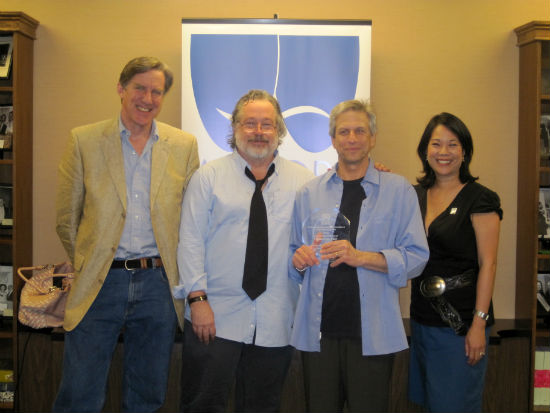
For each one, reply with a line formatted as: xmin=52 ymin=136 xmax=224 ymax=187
xmin=0 ymin=265 xmax=12 ymax=317
xmin=0 ymin=185 xmax=12 ymax=227
xmin=537 ymin=274 xmax=550 ymax=330
xmin=539 ymin=273 xmax=550 ymax=295
xmin=0 ymin=106 xmax=13 ymax=150
xmin=538 ymin=188 xmax=550 ymax=240
xmin=0 ymin=36 xmax=13 ymax=79
xmin=541 ymin=115 xmax=550 ymax=166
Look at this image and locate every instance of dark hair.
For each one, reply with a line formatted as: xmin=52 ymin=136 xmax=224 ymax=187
xmin=118 ymin=56 xmax=173 ymax=93
xmin=227 ymin=89 xmax=286 ymax=149
xmin=416 ymin=112 xmax=478 ymax=188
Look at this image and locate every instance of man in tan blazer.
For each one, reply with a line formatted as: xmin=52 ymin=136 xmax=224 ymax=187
xmin=53 ymin=57 xmax=199 ymax=413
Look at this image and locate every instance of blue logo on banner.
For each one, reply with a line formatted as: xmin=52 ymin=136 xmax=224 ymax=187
xmin=190 ymin=34 xmax=359 ymax=153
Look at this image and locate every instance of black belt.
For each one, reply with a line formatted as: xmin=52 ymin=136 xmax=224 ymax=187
xmin=420 ymin=269 xmax=476 ymax=335
xmin=111 ymin=257 xmax=163 ymax=270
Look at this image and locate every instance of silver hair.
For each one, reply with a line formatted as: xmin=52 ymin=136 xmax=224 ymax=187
xmin=329 ymin=100 xmax=377 ymax=138
xmin=227 ymin=90 xmax=286 ymax=149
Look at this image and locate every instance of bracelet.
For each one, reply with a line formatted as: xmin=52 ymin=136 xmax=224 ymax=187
xmin=188 ymin=294 xmax=208 ymax=304
xmin=473 ymin=309 xmax=490 ymax=321
xmin=294 ymin=266 xmax=306 ymax=273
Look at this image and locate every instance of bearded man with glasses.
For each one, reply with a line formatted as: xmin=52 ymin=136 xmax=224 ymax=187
xmin=174 ymin=89 xmax=314 ymax=412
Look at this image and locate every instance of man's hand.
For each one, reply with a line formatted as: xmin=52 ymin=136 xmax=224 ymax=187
xmin=189 ymin=293 xmax=216 ymax=344
xmin=320 ymin=240 xmax=388 ymax=272
xmin=292 ymin=234 xmax=323 ymax=271
xmin=320 ymin=239 xmax=361 ymax=268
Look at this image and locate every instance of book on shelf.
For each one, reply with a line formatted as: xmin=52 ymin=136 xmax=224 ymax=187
xmin=0 ymin=369 xmax=13 ymax=404
xmin=534 ymin=347 xmax=550 ymax=408
xmin=0 ymin=36 xmax=13 ymax=79
xmin=0 ymin=266 xmax=12 ymax=317
xmin=543 ymin=69 xmax=550 ymax=96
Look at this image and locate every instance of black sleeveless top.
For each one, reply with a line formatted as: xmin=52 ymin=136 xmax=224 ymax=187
xmin=411 ymin=181 xmax=503 ymax=327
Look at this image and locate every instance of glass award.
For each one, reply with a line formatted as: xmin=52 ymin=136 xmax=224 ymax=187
xmin=302 ymin=208 xmax=350 ymax=262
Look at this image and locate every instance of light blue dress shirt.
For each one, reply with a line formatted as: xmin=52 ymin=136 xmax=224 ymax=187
xmin=174 ymin=151 xmax=314 ymax=347
xmin=114 ymin=118 xmax=160 ymax=259
xmin=289 ymin=160 xmax=429 ymax=355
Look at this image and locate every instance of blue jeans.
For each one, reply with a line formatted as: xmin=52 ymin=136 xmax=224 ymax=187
xmin=52 ymin=267 xmax=177 ymax=413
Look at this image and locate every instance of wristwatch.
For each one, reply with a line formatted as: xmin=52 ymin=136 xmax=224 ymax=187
xmin=188 ymin=294 xmax=208 ymax=304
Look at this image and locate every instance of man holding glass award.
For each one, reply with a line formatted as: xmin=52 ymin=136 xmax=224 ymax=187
xmin=289 ymin=100 xmax=429 ymax=413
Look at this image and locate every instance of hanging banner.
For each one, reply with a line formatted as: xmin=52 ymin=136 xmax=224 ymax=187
xmin=182 ymin=18 xmax=371 ymax=175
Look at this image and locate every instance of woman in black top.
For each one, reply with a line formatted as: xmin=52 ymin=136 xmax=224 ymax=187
xmin=408 ymin=113 xmax=502 ymax=413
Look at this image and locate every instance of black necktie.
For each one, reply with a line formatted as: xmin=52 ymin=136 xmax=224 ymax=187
xmin=242 ymin=163 xmax=275 ymax=300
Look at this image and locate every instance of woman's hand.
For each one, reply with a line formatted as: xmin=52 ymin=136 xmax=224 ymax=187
xmin=374 ymin=161 xmax=391 ymax=172
xmin=465 ymin=323 xmax=487 ymax=366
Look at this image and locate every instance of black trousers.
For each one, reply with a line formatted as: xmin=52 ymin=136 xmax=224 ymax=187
xmin=180 ymin=320 xmax=293 ymax=413
xmin=301 ymin=336 xmax=395 ymax=413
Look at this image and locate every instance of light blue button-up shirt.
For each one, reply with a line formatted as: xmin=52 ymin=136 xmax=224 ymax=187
xmin=114 ymin=118 xmax=160 ymax=259
xmin=289 ymin=161 xmax=429 ymax=355
xmin=174 ymin=151 xmax=314 ymax=347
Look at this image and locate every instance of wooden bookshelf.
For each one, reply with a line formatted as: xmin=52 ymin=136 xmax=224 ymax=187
xmin=0 ymin=11 xmax=38 ymax=411
xmin=515 ymin=20 xmax=550 ymax=413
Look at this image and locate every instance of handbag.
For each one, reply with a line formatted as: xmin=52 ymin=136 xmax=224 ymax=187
xmin=17 ymin=262 xmax=74 ymax=329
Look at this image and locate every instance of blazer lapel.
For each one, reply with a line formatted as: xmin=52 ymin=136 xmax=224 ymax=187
xmin=101 ymin=120 xmax=127 ymax=210
xmin=150 ymin=135 xmax=169 ymax=209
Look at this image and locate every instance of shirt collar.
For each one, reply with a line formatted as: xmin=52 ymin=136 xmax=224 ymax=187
xmin=324 ymin=158 xmax=380 ymax=186
xmin=232 ymin=149 xmax=280 ymax=176
xmin=118 ymin=116 xmax=159 ymax=143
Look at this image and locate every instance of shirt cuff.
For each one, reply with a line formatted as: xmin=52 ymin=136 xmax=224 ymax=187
xmin=379 ymin=248 xmax=407 ymax=288
xmin=172 ymin=284 xmax=187 ymax=299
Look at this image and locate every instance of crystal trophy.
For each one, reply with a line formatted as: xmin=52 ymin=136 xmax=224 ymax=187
xmin=302 ymin=208 xmax=350 ymax=262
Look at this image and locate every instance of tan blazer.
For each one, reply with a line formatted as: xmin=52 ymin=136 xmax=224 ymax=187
xmin=56 ymin=118 xmax=199 ymax=331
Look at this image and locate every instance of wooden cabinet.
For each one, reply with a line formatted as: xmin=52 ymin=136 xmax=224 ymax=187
xmin=0 ymin=11 xmax=38 ymax=410
xmin=514 ymin=21 xmax=550 ymax=413
xmin=16 ymin=328 xmax=531 ymax=413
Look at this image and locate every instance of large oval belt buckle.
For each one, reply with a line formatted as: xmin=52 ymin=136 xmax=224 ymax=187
xmin=420 ymin=276 xmax=446 ymax=298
